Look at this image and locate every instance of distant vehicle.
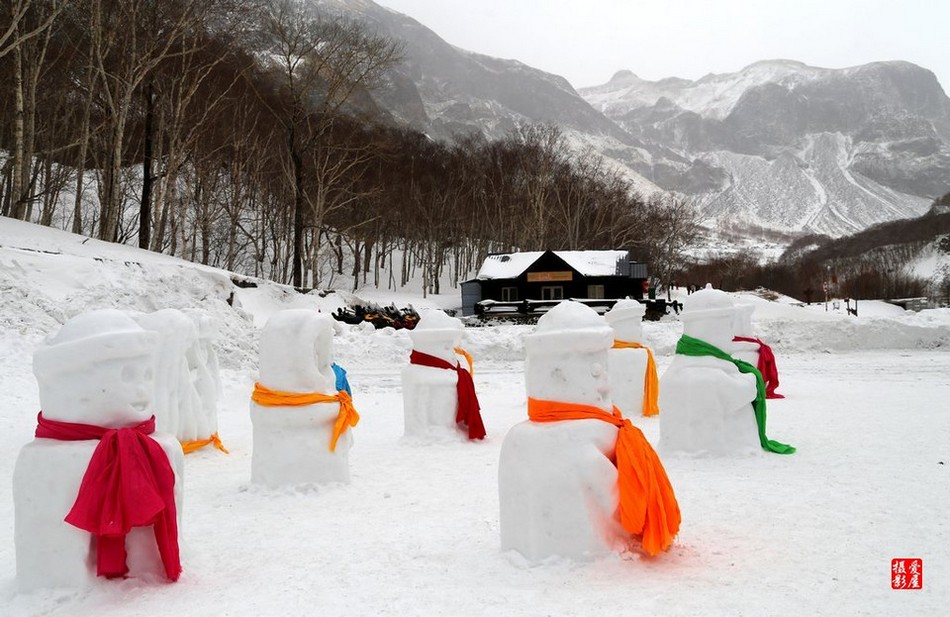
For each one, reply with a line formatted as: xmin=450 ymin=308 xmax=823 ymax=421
xmin=333 ymin=303 xmax=420 ymax=330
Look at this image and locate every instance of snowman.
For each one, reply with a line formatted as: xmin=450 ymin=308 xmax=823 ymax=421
xmin=182 ymin=309 xmax=227 ymax=452
xmin=133 ymin=309 xmax=227 ymax=453
xmin=401 ymin=309 xmax=484 ymax=440
xmin=498 ymin=301 xmax=679 ymax=561
xmin=659 ymin=285 xmax=794 ymax=456
xmin=13 ymin=310 xmax=184 ymax=590
xmin=605 ymin=299 xmax=659 ymax=418
xmin=732 ymin=301 xmax=784 ymax=399
xmin=249 ymin=310 xmax=359 ymax=487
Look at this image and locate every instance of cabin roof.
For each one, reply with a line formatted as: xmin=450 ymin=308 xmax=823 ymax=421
xmin=475 ymin=250 xmax=630 ymax=280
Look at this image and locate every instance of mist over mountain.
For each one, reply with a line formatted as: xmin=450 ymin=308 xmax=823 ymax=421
xmin=321 ymin=0 xmax=950 ymax=238
xmin=318 ymin=0 xmax=629 ymax=140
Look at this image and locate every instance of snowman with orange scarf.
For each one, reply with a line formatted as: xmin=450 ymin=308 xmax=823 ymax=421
xmin=498 ymin=301 xmax=680 ymax=561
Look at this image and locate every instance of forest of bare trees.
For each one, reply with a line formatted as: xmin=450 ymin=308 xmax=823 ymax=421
xmin=0 ymin=0 xmax=694 ymax=293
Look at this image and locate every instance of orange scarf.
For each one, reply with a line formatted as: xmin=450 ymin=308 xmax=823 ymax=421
xmin=613 ymin=340 xmax=660 ymax=417
xmin=251 ymin=382 xmax=360 ymax=452
xmin=181 ymin=433 xmax=229 ymax=455
xmin=527 ymin=397 xmax=680 ymax=556
xmin=453 ymin=346 xmax=474 ymax=376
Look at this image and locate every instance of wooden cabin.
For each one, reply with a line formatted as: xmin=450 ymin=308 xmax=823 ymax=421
xmin=461 ymin=250 xmax=648 ymax=316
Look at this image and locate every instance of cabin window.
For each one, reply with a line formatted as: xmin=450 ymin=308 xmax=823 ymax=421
xmin=541 ymin=286 xmax=564 ymax=301
xmin=501 ymin=287 xmax=519 ymax=302
xmin=587 ymin=284 xmax=605 ymax=299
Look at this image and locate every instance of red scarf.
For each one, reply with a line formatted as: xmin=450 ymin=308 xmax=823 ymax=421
xmin=733 ymin=336 xmax=784 ymax=399
xmin=409 ymin=350 xmax=486 ymax=440
xmin=35 ymin=412 xmax=181 ymax=582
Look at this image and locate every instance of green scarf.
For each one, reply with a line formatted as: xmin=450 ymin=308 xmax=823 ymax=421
xmin=675 ymin=334 xmax=795 ymax=455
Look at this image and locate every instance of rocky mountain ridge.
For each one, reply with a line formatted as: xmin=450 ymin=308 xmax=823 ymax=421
xmin=580 ymin=60 xmax=950 ymax=236
xmin=319 ymin=0 xmax=950 ymax=238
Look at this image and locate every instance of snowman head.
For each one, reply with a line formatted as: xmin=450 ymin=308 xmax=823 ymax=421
xmin=680 ymin=284 xmax=738 ymax=350
xmin=33 ymin=310 xmax=159 ymax=428
xmin=524 ymin=301 xmax=613 ymax=410
xmin=409 ymin=310 xmax=464 ymax=364
xmin=258 ymin=309 xmax=334 ymax=394
xmin=605 ymin=299 xmax=647 ymax=344
xmin=733 ymin=302 xmax=756 ymax=338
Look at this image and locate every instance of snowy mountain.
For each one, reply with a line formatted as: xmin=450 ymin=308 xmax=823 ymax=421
xmin=318 ymin=1 xmax=949 ymax=237
xmin=580 ymin=60 xmax=950 ymax=236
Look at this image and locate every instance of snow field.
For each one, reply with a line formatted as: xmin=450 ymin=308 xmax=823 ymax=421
xmin=2 ymin=216 xmax=950 ymax=615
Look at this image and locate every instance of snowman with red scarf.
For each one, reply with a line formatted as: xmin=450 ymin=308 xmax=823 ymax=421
xmin=732 ymin=300 xmax=784 ymax=399
xmin=13 ymin=310 xmax=184 ymax=590
xmin=401 ymin=309 xmax=485 ymax=440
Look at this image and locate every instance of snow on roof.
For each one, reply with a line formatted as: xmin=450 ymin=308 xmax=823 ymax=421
xmin=558 ymin=250 xmax=628 ymax=277
xmin=476 ymin=250 xmax=628 ymax=280
xmin=476 ymin=252 xmax=544 ymax=280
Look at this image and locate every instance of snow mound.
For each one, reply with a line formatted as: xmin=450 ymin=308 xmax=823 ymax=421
xmin=3 ymin=216 xmax=949 ymax=382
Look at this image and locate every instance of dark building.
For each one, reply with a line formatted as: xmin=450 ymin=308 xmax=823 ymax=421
xmin=461 ymin=250 xmax=648 ymax=316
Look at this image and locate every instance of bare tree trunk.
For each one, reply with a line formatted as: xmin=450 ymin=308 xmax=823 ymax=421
xmin=0 ymin=161 xmax=12 ymax=216
xmin=364 ymin=238 xmax=372 ymax=276
xmin=139 ymin=80 xmax=154 ymax=249
xmin=335 ymin=232 xmax=344 ymax=275
xmin=350 ymin=238 xmax=361 ymax=291
xmin=11 ymin=37 xmax=26 ymax=219
xmin=290 ymin=127 xmax=305 ymax=288
xmin=168 ymin=178 xmax=179 ymax=257
xmin=100 ymin=108 xmax=131 ymax=241
xmin=39 ymin=157 xmax=55 ymax=225
xmin=151 ymin=106 xmax=172 ymax=252
xmin=71 ymin=68 xmax=96 ymax=235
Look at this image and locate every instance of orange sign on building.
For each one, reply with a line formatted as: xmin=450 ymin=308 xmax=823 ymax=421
xmin=526 ymin=271 xmax=573 ymax=283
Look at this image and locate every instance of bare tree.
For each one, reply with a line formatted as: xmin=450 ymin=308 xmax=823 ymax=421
xmin=145 ymin=2 xmax=250 ymax=252
xmin=507 ymin=123 xmax=565 ymax=250
xmin=0 ymin=0 xmax=64 ymax=59
xmin=636 ymin=196 xmax=701 ymax=298
xmin=253 ymin=0 xmax=401 ymax=287
xmin=5 ymin=0 xmax=64 ymax=221
xmin=86 ymin=0 xmax=205 ymax=241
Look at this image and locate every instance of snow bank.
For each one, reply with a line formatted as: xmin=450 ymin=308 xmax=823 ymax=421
xmin=3 ymin=217 xmax=950 ymax=379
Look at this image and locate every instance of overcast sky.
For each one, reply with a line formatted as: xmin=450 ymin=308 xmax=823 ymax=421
xmin=375 ymin=0 xmax=950 ymax=91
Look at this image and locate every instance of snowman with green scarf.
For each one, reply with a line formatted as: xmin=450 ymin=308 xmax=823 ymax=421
xmin=659 ymin=285 xmax=794 ymax=456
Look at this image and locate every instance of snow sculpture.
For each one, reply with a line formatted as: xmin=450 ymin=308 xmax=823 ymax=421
xmin=660 ymin=285 xmax=794 ymax=456
xmin=182 ymin=309 xmax=227 ymax=451
xmin=733 ymin=302 xmax=755 ymax=339
xmin=130 ymin=311 xmax=195 ymax=439
xmin=605 ymin=299 xmax=659 ymax=418
xmin=250 ymin=310 xmax=359 ymax=487
xmin=14 ymin=310 xmax=184 ymax=590
xmin=731 ymin=302 xmax=759 ymax=364
xmin=402 ymin=309 xmax=485 ymax=440
xmin=732 ymin=301 xmax=784 ymax=399
xmin=499 ymin=301 xmax=679 ymax=562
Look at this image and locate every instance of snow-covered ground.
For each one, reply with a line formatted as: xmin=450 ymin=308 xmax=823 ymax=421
xmin=1 ymin=216 xmax=949 ymax=615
